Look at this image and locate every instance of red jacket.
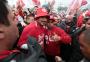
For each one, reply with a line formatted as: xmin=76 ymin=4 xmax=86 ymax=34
xmin=18 ymin=22 xmax=71 ymax=56
xmin=77 ymin=14 xmax=84 ymax=27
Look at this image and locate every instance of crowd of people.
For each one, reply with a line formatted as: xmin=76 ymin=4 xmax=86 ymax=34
xmin=0 ymin=0 xmax=90 ymax=62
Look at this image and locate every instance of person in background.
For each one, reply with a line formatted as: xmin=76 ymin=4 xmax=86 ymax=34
xmin=24 ymin=13 xmax=35 ymax=25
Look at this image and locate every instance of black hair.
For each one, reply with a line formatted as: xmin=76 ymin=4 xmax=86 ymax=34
xmin=81 ymin=29 xmax=90 ymax=44
xmin=0 ymin=0 xmax=10 ymax=26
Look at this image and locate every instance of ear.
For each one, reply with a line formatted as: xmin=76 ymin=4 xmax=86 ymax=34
xmin=0 ymin=28 xmax=5 ymax=39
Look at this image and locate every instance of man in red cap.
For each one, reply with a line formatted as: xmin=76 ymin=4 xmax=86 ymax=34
xmin=18 ymin=8 xmax=72 ymax=62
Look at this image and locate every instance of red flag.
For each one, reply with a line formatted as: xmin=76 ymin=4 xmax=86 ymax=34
xmin=32 ymin=0 xmax=40 ymax=6
xmin=66 ymin=0 xmax=80 ymax=15
xmin=16 ymin=0 xmax=25 ymax=7
xmin=46 ymin=0 xmax=55 ymax=6
xmin=20 ymin=0 xmax=25 ymax=7
xmin=81 ymin=0 xmax=87 ymax=6
xmin=66 ymin=0 xmax=87 ymax=16
xmin=16 ymin=0 xmax=25 ymax=17
xmin=50 ymin=0 xmax=55 ymax=6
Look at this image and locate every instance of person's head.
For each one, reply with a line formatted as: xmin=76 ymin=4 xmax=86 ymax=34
xmin=26 ymin=14 xmax=34 ymax=24
xmin=84 ymin=13 xmax=90 ymax=29
xmin=49 ymin=15 xmax=57 ymax=26
xmin=79 ymin=29 xmax=90 ymax=59
xmin=65 ymin=15 xmax=74 ymax=27
xmin=0 ymin=0 xmax=19 ymax=50
xmin=35 ymin=8 xmax=49 ymax=26
xmin=65 ymin=15 xmax=73 ymax=22
xmin=36 ymin=16 xmax=49 ymax=26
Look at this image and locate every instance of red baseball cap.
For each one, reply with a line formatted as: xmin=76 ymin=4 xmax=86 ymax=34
xmin=35 ymin=8 xmax=49 ymax=19
xmin=84 ymin=10 xmax=90 ymax=20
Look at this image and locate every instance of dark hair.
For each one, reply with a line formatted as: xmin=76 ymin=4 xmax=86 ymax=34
xmin=0 ymin=0 xmax=10 ymax=26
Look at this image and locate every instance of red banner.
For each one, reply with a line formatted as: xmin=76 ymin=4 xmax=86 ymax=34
xmin=81 ymin=0 xmax=87 ymax=6
xmin=66 ymin=0 xmax=87 ymax=15
xmin=32 ymin=0 xmax=40 ymax=6
xmin=46 ymin=0 xmax=55 ymax=6
xmin=16 ymin=0 xmax=25 ymax=7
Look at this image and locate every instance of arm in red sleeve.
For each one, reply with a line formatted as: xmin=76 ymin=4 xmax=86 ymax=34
xmin=18 ymin=25 xmax=35 ymax=47
xmin=56 ymin=27 xmax=72 ymax=44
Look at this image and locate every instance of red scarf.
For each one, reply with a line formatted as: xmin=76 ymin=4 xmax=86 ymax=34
xmin=0 ymin=50 xmax=20 ymax=59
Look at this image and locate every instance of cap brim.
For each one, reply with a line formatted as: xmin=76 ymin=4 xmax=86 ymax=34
xmin=35 ymin=14 xmax=49 ymax=19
